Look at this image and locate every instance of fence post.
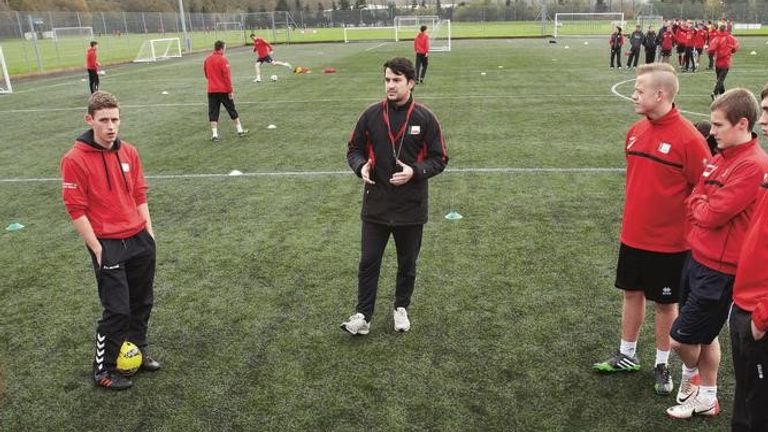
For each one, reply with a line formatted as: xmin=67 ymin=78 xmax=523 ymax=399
xmin=27 ymin=15 xmax=44 ymax=72
xmin=102 ymin=12 xmax=108 ymax=36
xmin=15 ymin=11 xmax=23 ymax=38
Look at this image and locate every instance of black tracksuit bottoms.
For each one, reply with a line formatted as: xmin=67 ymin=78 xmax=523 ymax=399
xmin=610 ymin=47 xmax=622 ymax=68
xmin=88 ymin=69 xmax=99 ymax=94
xmin=356 ymin=221 xmax=423 ymax=321
xmin=89 ymin=229 xmax=156 ymax=373
xmin=415 ymin=53 xmax=428 ymax=82
xmin=645 ymin=48 xmax=656 ymax=64
xmin=730 ymin=305 xmax=768 ymax=432
xmin=627 ymin=48 xmax=640 ymax=67
xmin=714 ymin=67 xmax=729 ymax=96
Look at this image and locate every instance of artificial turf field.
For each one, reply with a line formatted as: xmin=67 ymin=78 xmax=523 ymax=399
xmin=1 ymin=37 xmax=768 ymax=431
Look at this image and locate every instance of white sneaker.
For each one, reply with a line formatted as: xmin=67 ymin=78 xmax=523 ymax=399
xmin=340 ymin=313 xmax=369 ymax=335
xmin=676 ymin=373 xmax=700 ymax=404
xmin=666 ymin=395 xmax=720 ymax=419
xmin=393 ymin=307 xmax=410 ymax=332
xmin=285 ymin=63 xmax=292 ymax=69
xmin=254 ymin=77 xmax=262 ymax=83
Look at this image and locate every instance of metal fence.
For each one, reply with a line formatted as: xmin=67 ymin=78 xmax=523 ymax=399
xmin=1 ymin=2 xmax=765 ymax=75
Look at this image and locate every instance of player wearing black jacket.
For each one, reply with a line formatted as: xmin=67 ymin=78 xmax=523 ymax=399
xmin=644 ymin=27 xmax=658 ymax=64
xmin=342 ymin=57 xmax=448 ymax=335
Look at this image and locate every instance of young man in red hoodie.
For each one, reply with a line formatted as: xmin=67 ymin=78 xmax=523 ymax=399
xmin=413 ymin=25 xmax=430 ymax=84
xmin=729 ymin=82 xmax=768 ymax=432
xmin=61 ymin=91 xmax=161 ymax=390
xmin=708 ymin=25 xmax=740 ymax=100
xmin=203 ymin=40 xmax=248 ymax=142
xmin=665 ymin=88 xmax=768 ymax=419
xmin=593 ymin=63 xmax=711 ymax=396
xmin=85 ymin=41 xmax=100 ymax=94
xmin=249 ymin=34 xmax=291 ymax=83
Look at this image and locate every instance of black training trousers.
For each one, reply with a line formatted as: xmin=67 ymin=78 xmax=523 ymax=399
xmin=714 ymin=67 xmax=729 ymax=96
xmin=645 ymin=48 xmax=657 ymax=64
xmin=610 ymin=47 xmax=622 ymax=68
xmin=684 ymin=47 xmax=696 ymax=71
xmin=415 ymin=54 xmax=429 ymax=82
xmin=730 ymin=305 xmax=768 ymax=432
xmin=627 ymin=48 xmax=641 ymax=68
xmin=89 ymin=229 xmax=156 ymax=374
xmin=88 ymin=69 xmax=99 ymax=94
xmin=356 ymin=221 xmax=423 ymax=321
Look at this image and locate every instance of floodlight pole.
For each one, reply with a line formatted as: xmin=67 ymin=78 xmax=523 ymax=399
xmin=178 ymin=0 xmax=191 ymax=52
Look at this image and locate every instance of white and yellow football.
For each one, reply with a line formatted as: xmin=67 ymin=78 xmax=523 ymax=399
xmin=116 ymin=341 xmax=142 ymax=376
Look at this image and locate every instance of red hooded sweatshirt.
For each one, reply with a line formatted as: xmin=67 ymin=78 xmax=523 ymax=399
xmin=734 ymin=179 xmax=768 ymax=332
xmin=86 ymin=47 xmax=98 ymax=70
xmin=621 ymin=107 xmax=711 ymax=253
xmin=61 ymin=130 xmax=148 ymax=239
xmin=708 ymin=32 xmax=740 ymax=68
xmin=686 ymin=136 xmax=768 ymax=274
xmin=203 ymin=49 xmax=233 ymax=93
xmin=253 ymin=37 xmax=272 ymax=58
xmin=414 ymin=32 xmax=429 ymax=55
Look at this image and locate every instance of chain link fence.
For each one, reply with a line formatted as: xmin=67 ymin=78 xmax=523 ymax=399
xmin=0 ymin=2 xmax=765 ymax=75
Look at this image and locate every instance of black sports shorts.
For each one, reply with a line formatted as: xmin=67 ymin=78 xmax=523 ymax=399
xmin=615 ymin=243 xmax=687 ymax=304
xmin=670 ymin=255 xmax=734 ymax=344
xmin=208 ymin=92 xmax=239 ymax=122
xmin=257 ymin=55 xmax=273 ymax=64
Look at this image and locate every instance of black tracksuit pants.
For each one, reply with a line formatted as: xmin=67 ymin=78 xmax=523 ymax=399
xmin=730 ymin=305 xmax=768 ymax=432
xmin=645 ymin=48 xmax=656 ymax=64
xmin=415 ymin=54 xmax=428 ymax=83
xmin=714 ymin=67 xmax=729 ymax=96
xmin=89 ymin=229 xmax=156 ymax=374
xmin=627 ymin=48 xmax=640 ymax=67
xmin=610 ymin=47 xmax=622 ymax=67
xmin=88 ymin=69 xmax=99 ymax=94
xmin=684 ymin=47 xmax=696 ymax=71
xmin=356 ymin=221 xmax=423 ymax=321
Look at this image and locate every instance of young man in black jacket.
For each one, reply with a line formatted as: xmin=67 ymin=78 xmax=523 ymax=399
xmin=627 ymin=25 xmax=645 ymax=69
xmin=342 ymin=57 xmax=448 ymax=335
xmin=644 ymin=26 xmax=658 ymax=64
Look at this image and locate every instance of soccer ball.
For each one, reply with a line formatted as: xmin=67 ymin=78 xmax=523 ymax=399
xmin=270 ymin=75 xmax=278 ymax=81
xmin=116 ymin=341 xmax=142 ymax=376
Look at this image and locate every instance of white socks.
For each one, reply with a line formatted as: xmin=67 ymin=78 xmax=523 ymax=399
xmin=655 ymin=349 xmax=670 ymax=366
xmin=682 ymin=364 xmax=699 ymax=379
xmin=236 ymin=123 xmax=244 ymax=133
xmin=698 ymin=385 xmax=717 ymax=402
xmin=211 ymin=127 xmax=218 ymax=138
xmin=620 ymin=339 xmax=637 ymax=358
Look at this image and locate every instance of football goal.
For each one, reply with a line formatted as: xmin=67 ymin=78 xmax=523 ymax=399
xmin=133 ymin=38 xmax=182 ymax=63
xmin=553 ymin=13 xmax=625 ymax=37
xmin=51 ymin=26 xmax=94 ymax=41
xmin=636 ymin=15 xmax=665 ymax=31
xmin=0 ymin=46 xmax=11 ymax=94
xmin=394 ymin=16 xmax=451 ymax=52
xmin=215 ymin=22 xmax=244 ymax=32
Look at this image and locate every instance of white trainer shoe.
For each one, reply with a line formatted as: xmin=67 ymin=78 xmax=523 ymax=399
xmin=254 ymin=77 xmax=262 ymax=83
xmin=393 ymin=307 xmax=410 ymax=332
xmin=676 ymin=373 xmax=700 ymax=404
xmin=666 ymin=395 xmax=720 ymax=419
xmin=340 ymin=313 xmax=369 ymax=335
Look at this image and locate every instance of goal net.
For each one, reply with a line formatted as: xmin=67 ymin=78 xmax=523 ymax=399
xmin=133 ymin=38 xmax=182 ymax=63
xmin=0 ymin=46 xmax=12 ymax=94
xmin=52 ymin=27 xmax=94 ymax=41
xmin=553 ymin=13 xmax=625 ymax=38
xmin=215 ymin=21 xmax=246 ymax=45
xmin=343 ymin=25 xmax=397 ymax=44
xmin=394 ymin=16 xmax=451 ymax=52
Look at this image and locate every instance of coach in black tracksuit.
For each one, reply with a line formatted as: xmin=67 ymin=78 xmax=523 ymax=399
xmin=627 ymin=25 xmax=644 ymax=68
xmin=345 ymin=57 xmax=448 ymax=328
xmin=644 ymin=27 xmax=658 ymax=64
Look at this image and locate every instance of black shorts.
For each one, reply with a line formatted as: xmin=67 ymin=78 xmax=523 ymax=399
xmin=614 ymin=243 xmax=687 ymax=304
xmin=670 ymin=256 xmax=734 ymax=344
xmin=661 ymin=49 xmax=672 ymax=56
xmin=257 ymin=55 xmax=273 ymax=64
xmin=676 ymin=45 xmax=686 ymax=54
xmin=207 ymin=93 xmax=238 ymax=122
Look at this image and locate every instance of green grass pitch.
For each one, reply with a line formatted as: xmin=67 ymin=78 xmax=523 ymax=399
xmin=1 ymin=37 xmax=768 ymax=430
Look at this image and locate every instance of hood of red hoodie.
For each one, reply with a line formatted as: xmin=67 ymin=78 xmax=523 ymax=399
xmin=75 ymin=129 xmax=122 ymax=152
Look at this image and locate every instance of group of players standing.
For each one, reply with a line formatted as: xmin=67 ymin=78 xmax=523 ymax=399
xmin=611 ymin=18 xmax=741 ymax=100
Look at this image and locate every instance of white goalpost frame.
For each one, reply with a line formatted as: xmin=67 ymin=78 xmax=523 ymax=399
xmin=553 ymin=12 xmax=625 ymax=38
xmin=636 ymin=15 xmax=665 ymax=31
xmin=51 ymin=26 xmax=94 ymax=41
xmin=133 ymin=38 xmax=182 ymax=63
xmin=343 ymin=25 xmax=397 ymax=44
xmin=394 ymin=15 xmax=451 ymax=52
xmin=0 ymin=46 xmax=12 ymax=94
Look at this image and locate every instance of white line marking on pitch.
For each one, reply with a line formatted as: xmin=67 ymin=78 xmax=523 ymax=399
xmin=365 ymin=42 xmax=389 ymax=51
xmin=610 ymin=78 xmax=708 ymax=118
xmin=0 ymin=167 xmax=624 ymax=184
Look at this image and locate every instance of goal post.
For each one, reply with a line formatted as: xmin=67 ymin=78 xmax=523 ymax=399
xmin=133 ymin=38 xmax=182 ymax=63
xmin=52 ymin=26 xmax=94 ymax=41
xmin=0 ymin=46 xmax=12 ymax=94
xmin=394 ymin=16 xmax=451 ymax=52
xmin=553 ymin=13 xmax=625 ymax=38
xmin=636 ymin=15 xmax=665 ymax=31
xmin=215 ymin=22 xmax=244 ymax=32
